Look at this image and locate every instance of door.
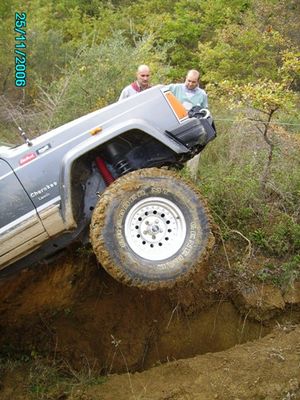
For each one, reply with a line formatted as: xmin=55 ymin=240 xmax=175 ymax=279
xmin=0 ymin=158 xmax=48 ymax=269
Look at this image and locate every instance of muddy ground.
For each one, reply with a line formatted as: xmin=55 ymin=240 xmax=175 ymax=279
xmin=0 ymin=240 xmax=299 ymax=399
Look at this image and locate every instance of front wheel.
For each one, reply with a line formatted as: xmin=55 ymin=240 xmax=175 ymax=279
xmin=90 ymin=168 xmax=214 ymax=290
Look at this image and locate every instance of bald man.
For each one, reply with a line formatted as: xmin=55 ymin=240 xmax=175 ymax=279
xmin=168 ymin=70 xmax=208 ymax=111
xmin=119 ymin=65 xmax=152 ymax=100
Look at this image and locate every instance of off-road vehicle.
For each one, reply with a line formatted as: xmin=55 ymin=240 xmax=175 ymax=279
xmin=0 ymin=85 xmax=216 ymax=289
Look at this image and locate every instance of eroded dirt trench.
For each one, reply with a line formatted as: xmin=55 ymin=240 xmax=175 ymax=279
xmin=0 ymin=244 xmax=299 ymax=375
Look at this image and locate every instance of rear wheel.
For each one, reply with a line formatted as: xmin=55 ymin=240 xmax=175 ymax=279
xmin=90 ymin=168 xmax=214 ymax=289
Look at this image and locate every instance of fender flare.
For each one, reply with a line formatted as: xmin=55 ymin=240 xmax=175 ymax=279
xmin=58 ymin=118 xmax=189 ymax=229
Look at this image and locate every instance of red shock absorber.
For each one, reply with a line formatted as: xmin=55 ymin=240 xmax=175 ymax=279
xmin=95 ymin=156 xmax=115 ymax=186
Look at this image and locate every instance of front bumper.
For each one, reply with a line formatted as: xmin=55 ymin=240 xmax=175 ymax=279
xmin=165 ymin=116 xmax=216 ymax=150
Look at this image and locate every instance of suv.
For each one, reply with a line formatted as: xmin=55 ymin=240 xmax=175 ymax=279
xmin=0 ymin=86 xmax=216 ymax=289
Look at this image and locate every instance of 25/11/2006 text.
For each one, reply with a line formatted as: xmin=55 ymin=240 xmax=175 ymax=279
xmin=15 ymin=12 xmax=27 ymax=87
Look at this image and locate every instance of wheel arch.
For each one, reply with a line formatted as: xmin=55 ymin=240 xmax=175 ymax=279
xmin=59 ymin=120 xmax=186 ymax=229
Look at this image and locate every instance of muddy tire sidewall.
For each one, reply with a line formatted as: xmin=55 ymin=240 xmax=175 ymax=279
xmin=90 ymin=168 xmax=214 ymax=289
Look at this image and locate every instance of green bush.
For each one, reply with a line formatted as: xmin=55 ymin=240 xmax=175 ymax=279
xmin=198 ymin=106 xmax=300 ymax=262
xmin=256 ymin=256 xmax=300 ymax=289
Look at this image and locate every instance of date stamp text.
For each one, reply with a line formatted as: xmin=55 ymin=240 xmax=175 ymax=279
xmin=15 ymin=12 xmax=27 ymax=87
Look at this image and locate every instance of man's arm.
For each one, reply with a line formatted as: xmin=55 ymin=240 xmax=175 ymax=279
xmin=202 ymin=91 xmax=208 ymax=108
xmin=119 ymin=87 xmax=129 ymax=101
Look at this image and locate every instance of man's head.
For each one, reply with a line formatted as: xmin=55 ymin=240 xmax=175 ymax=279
xmin=136 ymin=65 xmax=151 ymax=89
xmin=185 ymin=69 xmax=200 ymax=90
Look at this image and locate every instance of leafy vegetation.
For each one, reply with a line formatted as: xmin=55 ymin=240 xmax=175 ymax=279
xmin=0 ymin=350 xmax=105 ymax=399
xmin=256 ymin=256 xmax=300 ymax=289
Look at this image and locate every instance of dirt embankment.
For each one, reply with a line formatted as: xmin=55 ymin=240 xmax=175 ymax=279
xmin=0 ymin=242 xmax=299 ymax=399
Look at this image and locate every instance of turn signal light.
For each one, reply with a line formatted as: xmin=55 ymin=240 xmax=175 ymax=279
xmin=164 ymin=91 xmax=188 ymax=121
xmin=90 ymin=127 xmax=102 ymax=135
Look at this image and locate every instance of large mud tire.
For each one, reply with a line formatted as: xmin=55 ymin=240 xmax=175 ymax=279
xmin=90 ymin=168 xmax=214 ymax=290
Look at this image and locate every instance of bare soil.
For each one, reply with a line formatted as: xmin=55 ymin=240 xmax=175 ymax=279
xmin=0 ymin=242 xmax=299 ymax=399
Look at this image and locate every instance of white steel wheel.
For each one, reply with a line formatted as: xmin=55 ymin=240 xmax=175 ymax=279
xmin=124 ymin=197 xmax=187 ymax=261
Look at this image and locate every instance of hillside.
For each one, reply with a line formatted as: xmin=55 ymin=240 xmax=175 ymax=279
xmin=0 ymin=239 xmax=299 ymax=399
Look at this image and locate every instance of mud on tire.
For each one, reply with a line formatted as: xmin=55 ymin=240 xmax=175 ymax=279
xmin=90 ymin=168 xmax=214 ymax=290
